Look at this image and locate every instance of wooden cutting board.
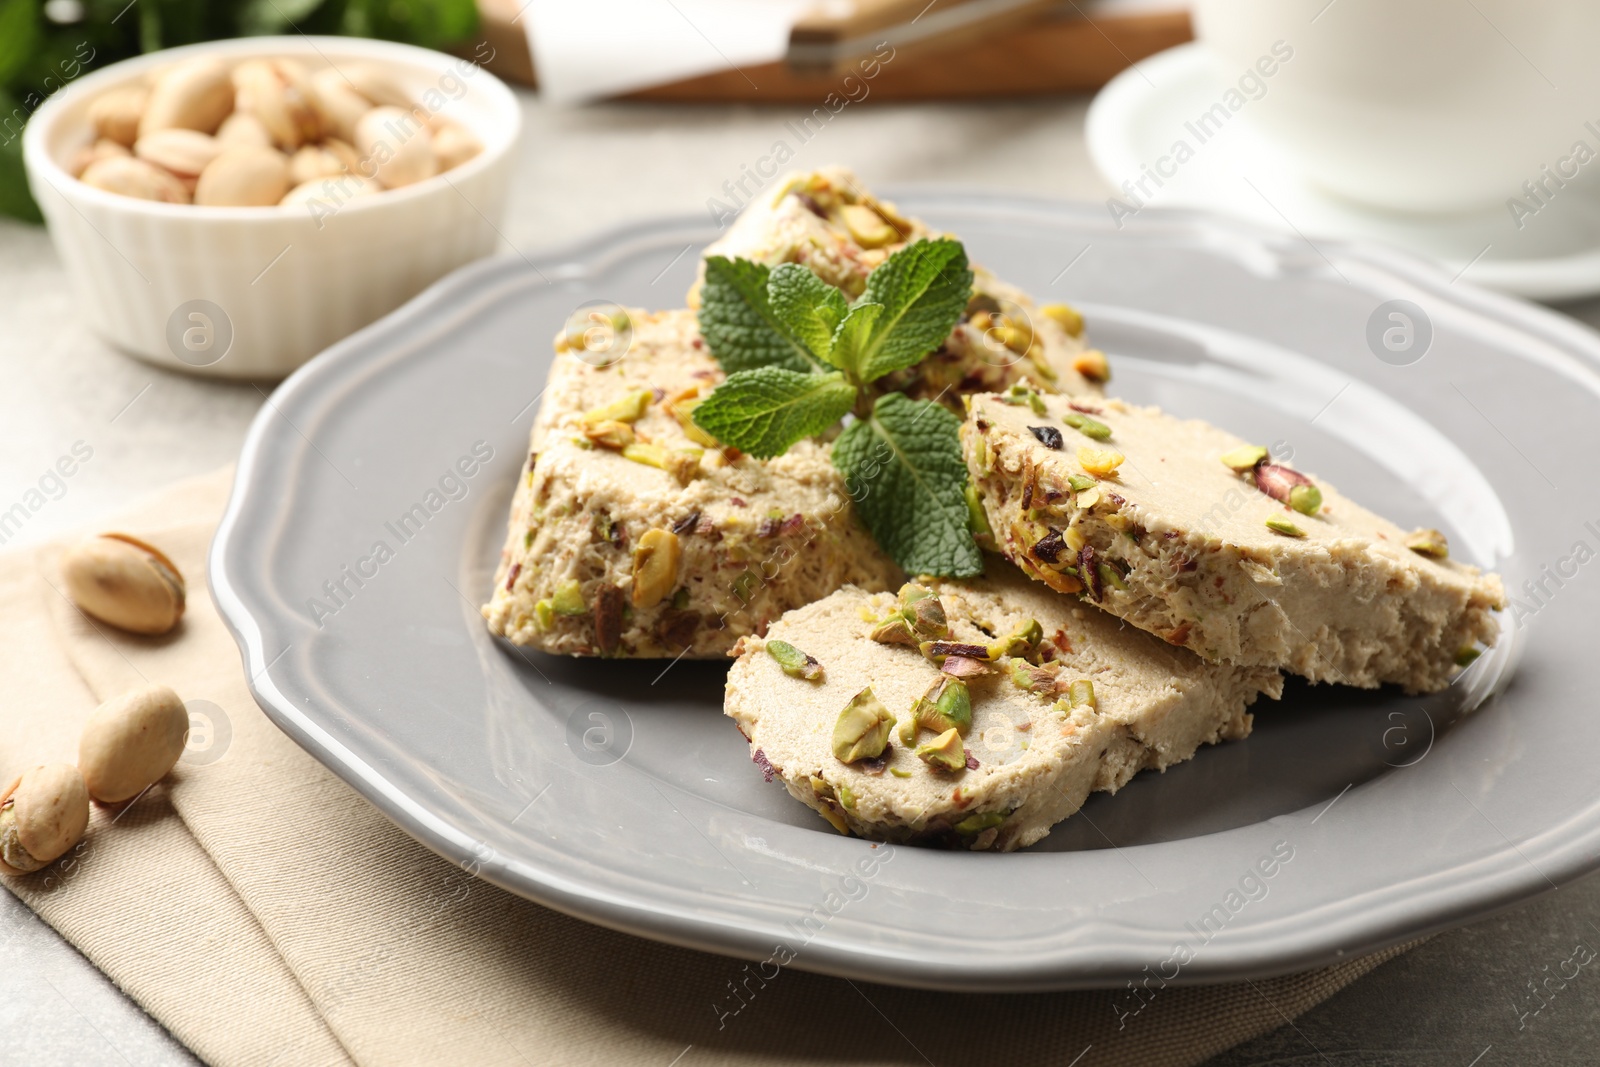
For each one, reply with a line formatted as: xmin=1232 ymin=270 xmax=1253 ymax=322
xmin=470 ymin=0 xmax=1190 ymax=100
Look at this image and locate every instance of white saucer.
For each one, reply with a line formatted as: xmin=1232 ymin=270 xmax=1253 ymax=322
xmin=1086 ymin=43 xmax=1600 ymax=301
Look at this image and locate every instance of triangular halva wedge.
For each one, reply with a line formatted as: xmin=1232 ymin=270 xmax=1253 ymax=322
xmin=963 ymin=392 xmax=1506 ymax=692
xmin=725 ymin=563 xmax=1281 ymax=851
xmin=482 ymin=309 xmax=900 ymax=657
xmin=483 ymin=168 xmax=1104 ymax=658
xmin=695 ymin=165 xmax=1110 ymax=404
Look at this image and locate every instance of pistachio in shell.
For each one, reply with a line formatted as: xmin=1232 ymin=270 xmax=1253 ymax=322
xmin=79 ymin=684 xmax=191 ymax=804
xmin=60 ymin=532 xmax=186 ymax=635
xmin=280 ymin=172 xmax=382 ymax=208
xmin=355 ymin=106 xmax=438 ymax=189
xmin=68 ymin=138 xmax=131 ymax=179
xmin=308 ymin=67 xmax=374 ymax=143
xmin=80 ymin=157 xmax=191 ymax=204
xmin=232 ymin=58 xmax=323 ymax=150
xmin=139 ymin=57 xmax=234 ymax=138
xmin=215 ymin=112 xmax=275 ymax=149
xmin=287 ymin=142 xmax=350 ymax=186
xmin=432 ymin=123 xmax=482 ymax=171
xmin=134 ymin=128 xmax=223 ymax=181
xmin=0 ymin=764 xmax=90 ymax=876
xmin=339 ymin=62 xmax=415 ymax=110
xmin=194 ymin=145 xmax=291 ymax=207
xmin=88 ymin=84 xmax=149 ymax=147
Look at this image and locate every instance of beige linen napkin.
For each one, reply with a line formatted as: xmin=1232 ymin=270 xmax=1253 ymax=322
xmin=3 ymin=468 xmax=1412 ymax=1067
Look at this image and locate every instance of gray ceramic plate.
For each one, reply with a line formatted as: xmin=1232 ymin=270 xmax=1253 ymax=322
xmin=212 ymin=192 xmax=1600 ymax=992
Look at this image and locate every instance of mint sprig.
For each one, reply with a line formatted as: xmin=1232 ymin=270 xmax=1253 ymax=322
xmin=692 ymin=239 xmax=982 ymax=577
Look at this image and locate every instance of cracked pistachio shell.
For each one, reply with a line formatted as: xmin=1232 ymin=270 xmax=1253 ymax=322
xmin=61 ymin=533 xmax=186 ymax=635
xmin=0 ymin=764 xmax=90 ymax=876
xmin=79 ymin=684 xmax=190 ymax=804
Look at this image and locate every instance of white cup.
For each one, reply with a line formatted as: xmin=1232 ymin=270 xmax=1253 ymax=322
xmin=1191 ymin=0 xmax=1600 ymax=214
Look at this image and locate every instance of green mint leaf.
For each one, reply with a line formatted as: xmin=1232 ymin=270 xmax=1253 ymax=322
xmin=698 ymin=257 xmax=820 ymax=374
xmin=852 ymin=238 xmax=973 ymax=384
xmin=827 ymin=302 xmax=884 ymax=380
xmin=768 ymin=263 xmax=850 ymax=366
xmin=692 ymin=368 xmax=856 ymax=459
xmin=832 ymin=392 xmax=982 ymax=577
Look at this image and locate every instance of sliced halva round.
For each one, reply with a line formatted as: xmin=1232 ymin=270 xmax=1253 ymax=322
xmin=725 ymin=564 xmax=1281 ymax=851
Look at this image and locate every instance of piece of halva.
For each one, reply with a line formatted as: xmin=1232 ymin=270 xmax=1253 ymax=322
xmin=695 ymin=165 xmax=1109 ymax=404
xmin=964 ymin=392 xmax=1506 ymax=692
xmin=725 ymin=565 xmax=1281 ymax=850
xmin=482 ymin=309 xmax=899 ymax=657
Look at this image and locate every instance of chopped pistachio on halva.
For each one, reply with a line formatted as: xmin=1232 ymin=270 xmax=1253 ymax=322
xmin=725 ymin=564 xmax=1281 ymax=851
xmin=964 ymin=393 xmax=1507 ymax=692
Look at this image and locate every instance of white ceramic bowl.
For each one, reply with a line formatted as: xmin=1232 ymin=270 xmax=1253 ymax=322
xmin=24 ymin=37 xmax=521 ymax=379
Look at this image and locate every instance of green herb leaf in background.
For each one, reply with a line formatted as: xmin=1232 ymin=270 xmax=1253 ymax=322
xmin=0 ymin=0 xmax=43 ymax=89
xmin=833 ymin=392 xmax=983 ymax=578
xmin=691 ymin=367 xmax=856 ymax=460
xmin=239 ymin=0 xmax=329 ymax=36
xmin=0 ymin=90 xmax=40 ymax=222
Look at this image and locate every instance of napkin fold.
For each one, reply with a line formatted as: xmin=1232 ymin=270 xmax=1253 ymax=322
xmin=2 ymin=467 xmax=1412 ymax=1067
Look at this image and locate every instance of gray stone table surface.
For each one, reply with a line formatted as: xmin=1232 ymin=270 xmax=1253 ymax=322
xmin=3 ymin=88 xmax=1598 ymax=1067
